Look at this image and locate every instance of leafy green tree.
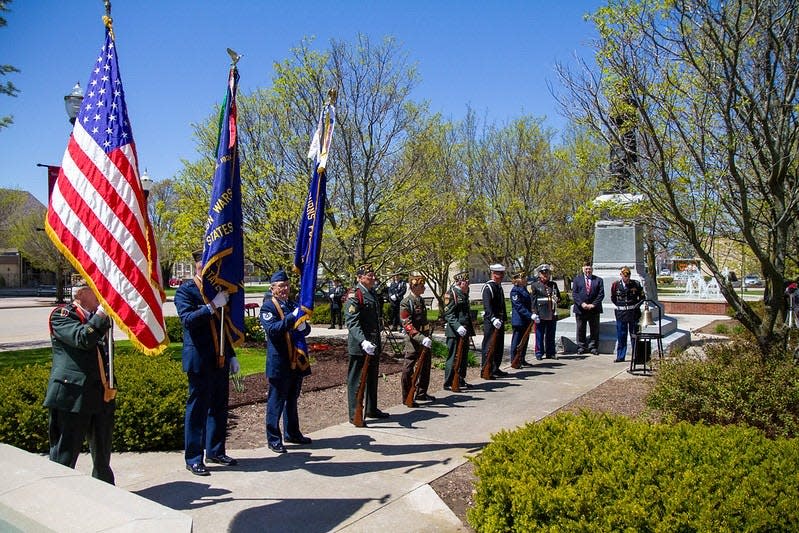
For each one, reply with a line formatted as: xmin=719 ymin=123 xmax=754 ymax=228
xmin=0 ymin=1 xmax=20 ymax=130
xmin=558 ymin=0 xmax=799 ymax=354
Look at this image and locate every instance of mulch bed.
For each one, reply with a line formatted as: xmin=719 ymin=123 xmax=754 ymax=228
xmin=228 ymin=336 xmax=404 ymax=408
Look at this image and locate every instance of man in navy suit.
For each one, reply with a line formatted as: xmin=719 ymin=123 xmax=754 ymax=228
xmin=175 ymin=250 xmax=239 ymax=476
xmin=572 ymin=261 xmax=605 ymax=355
xmin=260 ymin=269 xmax=312 ymax=453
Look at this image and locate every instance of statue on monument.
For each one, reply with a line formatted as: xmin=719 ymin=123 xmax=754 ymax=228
xmin=606 ymin=97 xmax=638 ymax=195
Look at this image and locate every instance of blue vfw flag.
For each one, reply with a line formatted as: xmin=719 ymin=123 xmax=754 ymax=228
xmin=291 ymin=90 xmax=337 ymax=369
xmin=201 ymin=62 xmax=245 ymax=360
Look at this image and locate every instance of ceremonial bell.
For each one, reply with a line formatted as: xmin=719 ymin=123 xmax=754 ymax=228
xmin=639 ymin=302 xmax=656 ymax=328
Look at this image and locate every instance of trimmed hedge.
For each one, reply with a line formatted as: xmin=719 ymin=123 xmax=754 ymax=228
xmin=468 ymin=412 xmax=799 ymax=531
xmin=647 ymin=338 xmax=799 ymax=438
xmin=0 ymin=352 xmax=186 ymax=453
xmin=166 ymin=314 xmax=266 ymax=344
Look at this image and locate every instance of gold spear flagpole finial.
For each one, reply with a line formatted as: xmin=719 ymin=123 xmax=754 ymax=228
xmin=102 ymin=0 xmax=114 ymax=39
xmin=227 ymin=48 xmax=243 ymax=67
xmin=326 ymin=87 xmax=338 ymax=106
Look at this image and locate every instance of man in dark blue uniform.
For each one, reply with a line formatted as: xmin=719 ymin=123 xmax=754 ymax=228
xmin=482 ymin=263 xmax=507 ymax=378
xmin=509 ymin=270 xmax=534 ymax=368
xmin=327 ymin=278 xmax=346 ymax=329
xmin=610 ymin=266 xmax=644 ymax=362
xmin=260 ymin=270 xmax=312 ymax=453
xmin=44 ymin=282 xmax=115 ymax=484
xmin=530 ymin=264 xmax=561 ymax=360
xmin=175 ymin=250 xmax=239 ymax=476
xmin=388 ymin=274 xmax=408 ymax=331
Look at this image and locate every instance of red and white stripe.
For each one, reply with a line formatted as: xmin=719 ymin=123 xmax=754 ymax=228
xmin=46 ymin=121 xmax=167 ymax=354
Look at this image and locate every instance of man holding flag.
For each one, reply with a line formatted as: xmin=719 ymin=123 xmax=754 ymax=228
xmin=176 ymin=54 xmax=244 ymax=476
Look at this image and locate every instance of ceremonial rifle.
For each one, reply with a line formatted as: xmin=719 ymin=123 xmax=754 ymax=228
xmin=404 ymin=324 xmax=435 ymax=407
xmin=511 ymin=320 xmax=536 ymax=369
xmin=481 ymin=327 xmax=500 ymax=379
xmin=353 ymin=352 xmax=370 ymax=427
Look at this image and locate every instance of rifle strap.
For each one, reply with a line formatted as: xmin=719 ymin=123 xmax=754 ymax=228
xmin=272 ymin=297 xmax=299 ymax=370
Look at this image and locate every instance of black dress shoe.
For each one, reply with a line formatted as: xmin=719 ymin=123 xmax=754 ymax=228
xmin=207 ymin=454 xmax=238 ymax=466
xmin=591 ymin=349 xmax=599 ymax=355
xmin=443 ymin=384 xmax=452 ymax=391
xmin=415 ymin=393 xmax=436 ymax=402
xmin=186 ymin=463 xmax=210 ymax=476
xmin=366 ymin=410 xmax=390 ymax=419
xmin=614 ymin=358 xmax=626 ymax=363
xmin=494 ymin=369 xmax=509 ymax=377
xmin=268 ymin=442 xmax=287 ymax=454
xmin=285 ymin=435 xmax=312 ymax=445
xmin=520 ymin=361 xmax=534 ymax=367
xmin=576 ymin=348 xmax=585 ymax=355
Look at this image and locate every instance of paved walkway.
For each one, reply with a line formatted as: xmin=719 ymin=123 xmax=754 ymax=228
xmin=0 ymin=298 xmax=722 ymax=531
xmin=69 ymin=314 xmax=717 ymax=532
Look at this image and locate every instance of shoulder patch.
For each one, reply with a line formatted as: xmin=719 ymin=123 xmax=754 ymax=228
xmin=348 ymin=304 xmax=357 ymax=314
xmin=262 ymin=311 xmax=273 ymax=321
xmin=512 ymin=294 xmax=518 ymax=301
xmin=58 ymin=307 xmax=69 ymax=317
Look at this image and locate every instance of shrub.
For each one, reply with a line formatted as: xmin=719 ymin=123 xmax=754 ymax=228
xmin=714 ymin=323 xmax=730 ymax=335
xmin=164 ymin=315 xmax=183 ymax=343
xmin=112 ymin=352 xmax=186 ymax=451
xmin=647 ymin=339 xmax=799 ymax=438
xmin=468 ymin=412 xmax=799 ymax=531
xmin=310 ymin=303 xmax=331 ymax=325
xmin=243 ymin=316 xmax=265 ymax=344
xmin=0 ymin=352 xmax=186 ymax=453
xmin=0 ymin=365 xmax=51 ymax=452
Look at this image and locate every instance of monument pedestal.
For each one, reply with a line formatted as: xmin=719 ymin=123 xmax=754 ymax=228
xmin=556 ymin=220 xmax=689 ymax=356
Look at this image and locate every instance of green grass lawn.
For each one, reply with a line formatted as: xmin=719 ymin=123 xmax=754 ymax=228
xmin=0 ymin=340 xmax=267 ymax=376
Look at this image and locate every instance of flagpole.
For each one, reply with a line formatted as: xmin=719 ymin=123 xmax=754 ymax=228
xmin=108 ymin=321 xmax=114 ymax=388
xmin=219 ymin=305 xmax=225 ymax=367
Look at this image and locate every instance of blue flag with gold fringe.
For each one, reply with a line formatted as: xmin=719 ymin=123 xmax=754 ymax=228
xmin=201 ymin=64 xmax=245 ymax=357
xmin=291 ymin=92 xmax=336 ymax=370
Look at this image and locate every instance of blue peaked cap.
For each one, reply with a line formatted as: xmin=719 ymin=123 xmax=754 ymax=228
xmin=271 ymin=270 xmax=289 ymax=283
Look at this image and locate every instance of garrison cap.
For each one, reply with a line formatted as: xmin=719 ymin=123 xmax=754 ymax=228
xmin=356 ymin=263 xmax=374 ymax=276
xmin=270 ymin=270 xmax=289 ymax=283
xmin=408 ymin=274 xmax=426 ymax=286
xmin=453 ymin=271 xmax=469 ymax=282
xmin=512 ymin=270 xmax=526 ymax=280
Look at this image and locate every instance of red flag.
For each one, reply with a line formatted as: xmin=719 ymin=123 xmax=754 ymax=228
xmin=45 ymin=25 xmax=167 ymax=354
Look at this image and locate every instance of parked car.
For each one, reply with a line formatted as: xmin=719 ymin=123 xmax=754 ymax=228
xmin=35 ymin=285 xmax=57 ymax=296
xmin=744 ymin=274 xmax=764 ymax=288
xmin=659 ymin=268 xmax=671 ymax=276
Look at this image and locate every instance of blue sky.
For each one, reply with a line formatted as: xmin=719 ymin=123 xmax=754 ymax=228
xmin=1 ymin=1 xmax=601 ymax=205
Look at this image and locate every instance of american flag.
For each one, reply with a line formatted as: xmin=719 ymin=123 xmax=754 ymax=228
xmin=45 ymin=27 xmax=168 ymax=354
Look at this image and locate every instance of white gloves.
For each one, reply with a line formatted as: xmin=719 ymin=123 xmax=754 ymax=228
xmin=95 ymin=306 xmax=107 ymax=319
xmin=229 ymin=356 xmax=240 ymax=374
xmin=421 ymin=337 xmax=432 ymax=348
xmin=361 ymin=340 xmax=376 ymax=355
xmin=390 ymin=294 xmax=397 ymax=301
xmin=456 ymin=325 xmax=467 ymax=337
xmin=492 ymin=318 xmax=502 ymax=329
xmin=297 ymin=321 xmax=308 ymax=332
xmin=211 ymin=291 xmax=229 ymax=309
xmin=532 ymin=313 xmax=540 ymax=324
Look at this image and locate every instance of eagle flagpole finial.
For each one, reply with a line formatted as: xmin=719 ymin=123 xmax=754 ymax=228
xmin=227 ymin=48 xmax=243 ymax=67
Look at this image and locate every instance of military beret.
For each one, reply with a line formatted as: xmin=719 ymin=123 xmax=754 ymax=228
xmin=489 ymin=263 xmax=506 ymax=272
xmin=356 ymin=263 xmax=374 ymax=276
xmin=270 ymin=270 xmax=289 ymax=283
xmin=453 ymin=271 xmax=469 ymax=282
xmin=512 ymin=271 xmax=526 ymax=280
xmin=191 ymin=249 xmax=204 ymax=262
xmin=409 ymin=275 xmax=426 ymax=286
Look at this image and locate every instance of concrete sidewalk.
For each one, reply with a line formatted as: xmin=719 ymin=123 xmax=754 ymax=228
xmin=64 ymin=314 xmax=718 ymax=532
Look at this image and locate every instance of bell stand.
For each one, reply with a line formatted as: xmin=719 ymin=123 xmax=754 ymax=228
xmin=629 ymin=299 xmax=664 ymax=375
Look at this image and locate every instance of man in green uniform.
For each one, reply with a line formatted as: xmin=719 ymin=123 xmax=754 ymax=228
xmin=443 ymin=271 xmax=475 ymax=390
xmin=345 ymin=263 xmax=389 ymax=425
xmin=399 ymin=274 xmax=434 ymax=405
xmin=43 ymin=281 xmax=116 ymax=484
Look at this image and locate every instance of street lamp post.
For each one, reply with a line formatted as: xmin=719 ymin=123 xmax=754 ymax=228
xmin=140 ymin=169 xmax=154 ymax=200
xmin=52 ymin=83 xmax=85 ymax=303
xmin=64 ymin=82 xmax=83 ymax=125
